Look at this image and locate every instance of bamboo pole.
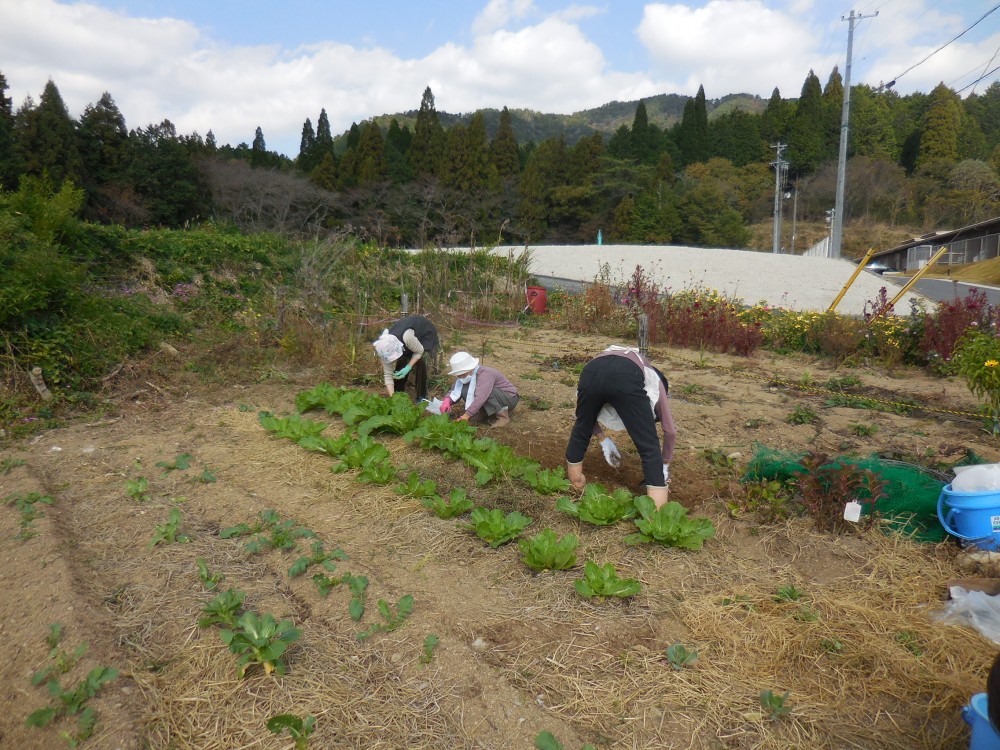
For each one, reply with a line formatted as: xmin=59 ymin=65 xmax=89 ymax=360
xmin=828 ymin=247 xmax=879 ymax=312
xmin=883 ymin=246 xmax=949 ymax=311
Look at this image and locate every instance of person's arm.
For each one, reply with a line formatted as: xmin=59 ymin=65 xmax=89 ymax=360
xmin=464 ymin=369 xmax=498 ymax=417
xmin=400 ymin=329 xmax=424 ymax=367
xmin=655 ymin=391 xmax=676 ymax=463
xmin=382 ymin=359 xmax=395 ymax=396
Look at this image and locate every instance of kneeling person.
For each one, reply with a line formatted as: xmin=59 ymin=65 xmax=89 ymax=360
xmin=441 ymin=352 xmax=519 ymax=427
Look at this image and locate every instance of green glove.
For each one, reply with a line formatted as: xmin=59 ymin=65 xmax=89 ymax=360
xmin=393 ymin=363 xmax=413 ymax=380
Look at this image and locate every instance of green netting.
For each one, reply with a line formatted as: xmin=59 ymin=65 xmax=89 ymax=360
xmin=743 ymin=444 xmax=953 ymax=543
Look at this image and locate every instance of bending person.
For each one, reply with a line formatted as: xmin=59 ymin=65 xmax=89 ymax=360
xmin=372 ymin=315 xmax=439 ymax=402
xmin=565 ymin=345 xmax=676 ymax=508
xmin=440 ymin=351 xmax=519 ymax=428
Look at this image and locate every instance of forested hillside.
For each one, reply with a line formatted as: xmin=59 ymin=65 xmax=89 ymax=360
xmin=1 ymin=67 xmax=998 ymax=253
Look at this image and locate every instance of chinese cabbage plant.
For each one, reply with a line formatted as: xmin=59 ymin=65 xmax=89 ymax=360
xmin=463 ymin=507 xmax=533 ymax=548
xmin=519 ymin=529 xmax=578 ymax=571
xmin=624 ymin=497 xmax=716 ymax=549
xmin=574 ymin=561 xmax=641 ymax=599
xmin=556 ymin=483 xmax=638 ymax=526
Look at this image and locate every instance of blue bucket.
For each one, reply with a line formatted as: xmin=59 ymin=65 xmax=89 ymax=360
xmin=964 ymin=693 xmax=1000 ymax=750
xmin=938 ymin=484 xmax=1000 ymax=551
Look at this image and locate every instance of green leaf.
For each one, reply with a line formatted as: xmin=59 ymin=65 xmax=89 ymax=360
xmin=625 ymin=496 xmax=716 ymax=549
xmin=556 ymin=483 xmax=637 ymax=526
xmin=463 ymin=507 xmax=532 ymax=548
xmin=420 ymin=488 xmax=475 ymax=518
xmin=534 ymin=731 xmax=563 ymax=750
xmin=574 ymin=561 xmax=641 ymax=599
xmin=519 ymin=528 xmax=578 ymax=571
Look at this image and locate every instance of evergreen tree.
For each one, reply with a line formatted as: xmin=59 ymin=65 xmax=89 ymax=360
xmin=0 ymin=72 xmax=19 ymax=189
xmin=822 ymin=67 xmax=844 ymax=161
xmin=966 ymin=81 xmax=1000 ymax=148
xmin=709 ymin=108 xmax=764 ymax=167
xmin=675 ymin=85 xmax=709 ymax=166
xmin=760 ymin=87 xmax=791 ymax=143
xmin=786 ymin=70 xmax=826 ymax=174
xmin=205 ymin=130 xmax=217 ymax=152
xmin=849 ymin=85 xmax=898 ymax=161
xmin=251 ymin=126 xmax=267 ymax=168
xmin=15 ymin=79 xmax=83 ymax=186
xmin=345 ymin=121 xmax=361 ymax=151
xmin=611 ymin=194 xmax=636 ymax=240
xmin=410 ymin=86 xmax=445 ymax=178
xmin=385 ymin=118 xmax=412 ymax=182
xmin=310 ymin=152 xmax=337 ymax=191
xmin=631 ymin=100 xmax=652 ymax=163
xmin=127 ymin=119 xmax=207 ymax=226
xmin=489 ymin=106 xmax=520 ymax=178
xmin=315 ymin=109 xmax=335 ymax=165
xmin=917 ymin=83 xmax=962 ymax=169
xmin=461 ymin=112 xmax=496 ymax=191
xmin=356 ymin=120 xmax=388 ymax=185
xmin=297 ymin=117 xmax=316 ymax=171
xmin=607 ymin=123 xmax=632 ymax=159
xmin=77 ymin=92 xmax=129 ymax=217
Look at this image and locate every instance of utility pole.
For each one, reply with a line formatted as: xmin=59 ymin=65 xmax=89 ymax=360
xmin=790 ymin=185 xmax=799 ymax=255
xmin=770 ymin=143 xmax=787 ymax=254
xmin=831 ymin=8 xmax=878 ymax=259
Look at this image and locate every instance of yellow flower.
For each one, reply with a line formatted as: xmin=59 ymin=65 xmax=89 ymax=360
xmin=986 ymin=360 xmax=999 ymax=368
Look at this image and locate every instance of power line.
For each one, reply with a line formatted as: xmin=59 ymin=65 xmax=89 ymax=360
xmin=969 ymin=40 xmax=1000 ymax=94
xmin=888 ymin=3 xmax=1000 ymax=86
xmin=956 ymin=63 xmax=1000 ymax=95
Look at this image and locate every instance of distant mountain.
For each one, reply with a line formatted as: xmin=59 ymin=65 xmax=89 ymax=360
xmin=346 ymin=92 xmax=768 ymax=147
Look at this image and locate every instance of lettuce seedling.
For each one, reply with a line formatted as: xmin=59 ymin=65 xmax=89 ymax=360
xmin=7 ymin=491 xmax=53 ymax=540
xmin=624 ymin=497 xmax=716 ymax=549
xmin=149 ymin=506 xmax=190 ymax=547
xmin=534 ymin=731 xmax=597 ymax=750
xmin=357 ymin=594 xmax=414 ymax=641
xmin=524 ymin=467 xmax=572 ymax=495
xmin=419 ymin=634 xmax=439 ymax=665
xmin=395 ymin=471 xmax=438 ymax=499
xmin=220 ymin=508 xmax=281 ymax=539
xmin=155 ymin=452 xmax=192 ymax=474
xmin=27 ymin=665 xmax=118 ymax=744
xmin=220 ymin=611 xmax=301 ymax=678
xmin=355 ymin=457 xmax=397 ymax=485
xmin=267 ymin=713 xmax=316 ymax=750
xmin=258 ymin=411 xmax=328 ymax=441
xmin=461 ymin=441 xmax=540 ymax=485
xmin=244 ymin=519 xmax=317 ymax=554
xmin=556 ymin=483 xmax=637 ymax=526
xmin=519 ymin=529 xmax=578 ymax=571
xmin=31 ymin=624 xmax=87 ymax=687
xmin=342 ymin=574 xmax=369 ymax=621
xmin=196 ymin=558 xmax=223 ymax=590
xmin=199 ymin=589 xmax=246 ymax=629
xmin=665 ymin=643 xmax=699 ymax=670
xmin=420 ymin=488 xmax=475 ymax=518
xmin=759 ymin=689 xmax=792 ymax=719
xmin=574 ymin=561 xmax=641 ymax=599
xmin=124 ymin=476 xmax=149 ymax=502
xmin=463 ymin=507 xmax=533 ymax=548
xmin=288 ymin=541 xmax=348 ymax=577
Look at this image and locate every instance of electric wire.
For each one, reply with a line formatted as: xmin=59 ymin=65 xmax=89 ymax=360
xmin=888 ymin=3 xmax=1000 ymax=86
xmin=967 ymin=40 xmax=1000 ymax=94
xmin=956 ymin=62 xmax=1000 ymax=94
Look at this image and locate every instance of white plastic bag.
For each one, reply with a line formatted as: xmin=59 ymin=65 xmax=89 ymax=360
xmin=935 ymin=586 xmax=1000 ymax=645
xmin=952 ymin=464 xmax=1000 ymax=492
xmin=425 ymin=398 xmax=444 ymax=414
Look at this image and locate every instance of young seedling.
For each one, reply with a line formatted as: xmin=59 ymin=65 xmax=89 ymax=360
xmin=556 ymin=483 xmax=637 ymax=526
xmin=357 ymin=595 xmax=414 ymax=641
xmin=267 ymin=714 xmax=316 ymax=750
xmin=419 ymin=634 xmax=440 ymax=665
xmin=311 ymin=573 xmax=341 ymax=597
xmin=420 ymin=488 xmax=475 ymax=518
xmin=519 ymin=528 xmax=578 ymax=572
xmin=787 ymin=405 xmax=818 ymax=425
xmin=774 ymin=584 xmax=804 ymax=602
xmin=149 ymin=507 xmax=190 ymax=547
xmin=574 ymin=561 xmax=641 ymax=600
xmin=155 ymin=452 xmax=192 ymax=474
xmin=196 ymin=558 xmax=224 ymax=590
xmin=125 ymin=476 xmax=150 ymax=502
xmin=463 ymin=507 xmax=532 ymax=548
xmin=820 ymin=637 xmax=844 ymax=655
xmin=194 ymin=467 xmax=217 ymax=483
xmin=395 ymin=471 xmax=438 ymax=499
xmin=665 ymin=643 xmax=699 ymax=670
xmin=219 ymin=610 xmax=301 ymax=678
xmin=288 ymin=541 xmax=348 ymax=577
xmin=523 ymin=467 xmax=572 ymax=495
xmin=199 ymin=589 xmax=246 ymax=629
xmin=243 ymin=519 xmax=317 ymax=555
xmin=6 ymin=491 xmax=53 ymax=540
xmin=220 ymin=508 xmax=281 ymax=540
xmin=342 ymin=574 xmax=369 ymax=621
xmin=850 ymin=423 xmax=878 ymax=437
xmin=533 ymin=731 xmax=597 ymax=750
xmin=31 ymin=624 xmax=87 ymax=686
xmin=0 ymin=457 xmax=26 ymax=474
xmin=759 ymin=689 xmax=792 ymax=719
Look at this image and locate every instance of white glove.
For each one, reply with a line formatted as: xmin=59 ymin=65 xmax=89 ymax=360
xmin=600 ymin=437 xmax=622 ymax=468
xmin=663 ymin=463 xmax=670 ymax=484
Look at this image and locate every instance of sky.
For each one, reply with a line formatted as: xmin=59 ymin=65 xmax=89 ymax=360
xmin=1 ymin=0 xmax=998 ymax=157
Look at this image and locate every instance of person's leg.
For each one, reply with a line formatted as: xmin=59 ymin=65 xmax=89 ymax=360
xmin=606 ymin=370 xmax=665 ymax=493
xmin=566 ymin=358 xmax=618 ymax=482
xmin=413 ymin=359 xmax=429 ymax=401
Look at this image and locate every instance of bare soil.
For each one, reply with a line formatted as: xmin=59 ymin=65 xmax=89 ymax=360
xmin=1 ymin=323 xmax=996 ymax=750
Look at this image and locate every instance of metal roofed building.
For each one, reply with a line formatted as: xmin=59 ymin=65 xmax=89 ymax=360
xmin=870 ymin=216 xmax=1000 ymax=272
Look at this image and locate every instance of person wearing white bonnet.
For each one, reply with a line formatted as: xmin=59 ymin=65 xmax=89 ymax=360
xmin=372 ymin=315 xmax=439 ymax=402
xmin=565 ymin=345 xmax=676 ymax=509
xmin=440 ymin=351 xmax=519 ymax=428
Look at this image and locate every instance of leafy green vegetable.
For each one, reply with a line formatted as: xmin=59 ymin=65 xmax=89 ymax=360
xmin=357 ymin=595 xmax=414 ymax=640
xmin=665 ymin=643 xmax=699 ymax=670
xmin=332 ymin=435 xmax=390 ymax=473
xmin=244 ymin=519 xmax=317 ymax=554
xmin=199 ymin=589 xmax=246 ymax=628
xmin=574 ymin=561 xmax=641 ymax=599
xmin=288 ymin=541 xmax=348 ymax=577
xmin=6 ymin=491 xmax=53 ymax=540
xmin=155 ymin=452 xmax=192 ymax=473
xmin=419 ymin=634 xmax=439 ymax=665
xmin=258 ymin=411 xmax=328 ymax=441
xmin=342 ymin=574 xmax=369 ymax=621
xmin=420 ymin=488 xmax=475 ymax=518
xmin=556 ymin=483 xmax=637 ymax=526
xmin=196 ymin=557 xmax=223 ymax=590
xmin=519 ymin=528 xmax=578 ymax=571
xmin=463 ymin=507 xmax=533 ymax=548
xmin=124 ymin=476 xmax=149 ymax=502
xmin=395 ymin=471 xmax=438 ymax=498
xmin=297 ymin=433 xmax=353 ymax=456
xmin=403 ymin=413 xmax=478 ymax=454
xmin=760 ymin=689 xmax=792 ymax=719
xmin=267 ymin=713 xmax=316 ymax=750
xmin=461 ymin=440 xmax=540 ymax=485
xmin=524 ymin=467 xmax=572 ymax=495
xmin=220 ymin=508 xmax=281 ymax=539
xmin=149 ymin=506 xmax=190 ymax=547
xmin=219 ymin=611 xmax=301 ymax=678
xmin=533 ymin=731 xmax=597 ymax=750
xmin=624 ymin=497 xmax=716 ymax=549
xmin=356 ymin=393 xmax=423 ymax=437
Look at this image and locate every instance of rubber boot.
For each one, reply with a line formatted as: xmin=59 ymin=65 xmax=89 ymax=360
xmin=646 ymin=485 xmax=670 ymax=509
xmin=490 ymin=408 xmax=511 ymax=428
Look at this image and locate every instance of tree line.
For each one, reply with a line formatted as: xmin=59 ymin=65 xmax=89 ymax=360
xmin=1 ymin=68 xmax=998 ymax=252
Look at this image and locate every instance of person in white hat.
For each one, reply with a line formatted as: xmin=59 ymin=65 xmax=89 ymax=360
xmin=372 ymin=315 xmax=439 ymax=402
xmin=440 ymin=351 xmax=519 ymax=427
xmin=565 ymin=345 xmax=676 ymax=509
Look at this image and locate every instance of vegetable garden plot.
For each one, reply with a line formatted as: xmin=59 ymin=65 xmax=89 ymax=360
xmin=1 ymin=329 xmax=998 ymax=749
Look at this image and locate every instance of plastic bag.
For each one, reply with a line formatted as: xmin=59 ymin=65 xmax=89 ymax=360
xmin=425 ymin=398 xmax=444 ymax=414
xmin=952 ymin=464 xmax=1000 ymax=492
xmin=935 ymin=586 xmax=1000 ymax=645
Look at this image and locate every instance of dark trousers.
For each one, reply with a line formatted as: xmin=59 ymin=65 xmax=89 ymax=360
xmin=566 ymin=356 xmax=664 ymax=488
xmin=393 ymin=358 xmax=429 ymax=401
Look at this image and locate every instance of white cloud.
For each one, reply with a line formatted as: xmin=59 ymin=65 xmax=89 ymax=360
xmin=472 ymin=0 xmax=537 ymax=36
xmin=636 ymin=1 xmax=822 ymax=97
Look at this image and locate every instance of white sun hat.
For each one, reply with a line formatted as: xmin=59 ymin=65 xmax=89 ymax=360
xmin=448 ymin=351 xmax=480 ymax=375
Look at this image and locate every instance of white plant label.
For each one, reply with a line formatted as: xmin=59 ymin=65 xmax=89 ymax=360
xmin=843 ymin=501 xmax=862 ymax=523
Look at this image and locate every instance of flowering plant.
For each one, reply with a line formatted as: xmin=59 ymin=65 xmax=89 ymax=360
xmin=953 ymin=330 xmax=1000 ymax=431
